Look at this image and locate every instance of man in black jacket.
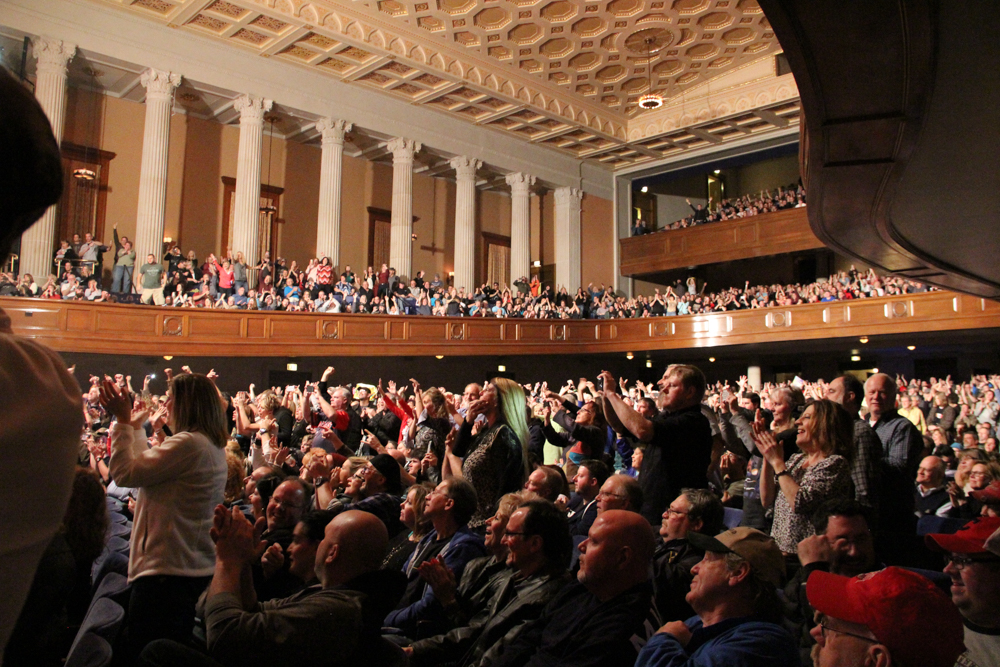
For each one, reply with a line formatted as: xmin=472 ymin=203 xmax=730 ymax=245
xmin=599 ymin=366 xmax=713 ymax=525
xmin=407 ymin=500 xmax=573 ymax=667
xmin=490 ymin=510 xmax=655 ymax=667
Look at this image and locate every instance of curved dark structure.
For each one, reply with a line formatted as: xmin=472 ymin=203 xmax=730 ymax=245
xmin=760 ymin=0 xmax=1000 ymax=298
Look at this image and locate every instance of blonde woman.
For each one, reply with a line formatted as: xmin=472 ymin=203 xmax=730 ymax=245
xmin=449 ymin=377 xmax=530 ymax=528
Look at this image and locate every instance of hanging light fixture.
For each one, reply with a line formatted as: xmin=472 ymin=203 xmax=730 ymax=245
xmin=260 ymin=116 xmax=278 ymax=215
xmin=638 ymin=36 xmax=663 ymax=111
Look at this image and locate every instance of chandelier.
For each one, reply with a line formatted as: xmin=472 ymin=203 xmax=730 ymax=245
xmin=638 ymin=36 xmax=663 ymax=110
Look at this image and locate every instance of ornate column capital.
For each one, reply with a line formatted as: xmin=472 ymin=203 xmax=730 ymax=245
xmin=140 ymin=69 xmax=182 ymax=101
xmin=234 ymin=94 xmax=273 ymax=124
xmin=554 ymin=186 xmax=583 ymax=204
xmin=450 ymin=156 xmax=481 ymax=179
xmin=316 ymin=118 xmax=352 ymax=145
xmin=32 ymin=37 xmax=76 ymax=74
xmin=505 ymin=172 xmax=536 ymax=193
xmin=387 ymin=137 xmax=421 ymax=162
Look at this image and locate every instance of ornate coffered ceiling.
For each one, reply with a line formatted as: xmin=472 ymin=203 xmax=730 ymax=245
xmin=86 ymin=0 xmax=797 ymax=167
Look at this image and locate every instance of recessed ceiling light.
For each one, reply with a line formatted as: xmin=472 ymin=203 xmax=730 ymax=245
xmin=907 ymin=345 xmax=916 ymax=351
xmin=859 ymin=337 xmax=869 ymax=344
xmin=498 ymin=364 xmax=506 ymax=372
xmin=626 ymin=352 xmax=634 ymax=360
xmin=286 ymin=363 xmax=297 ymax=371
xmin=851 ymin=355 xmax=861 ymax=362
xmin=872 ymin=368 xmax=879 ymax=373
xmin=646 ymin=360 xmax=652 ymax=368
xmin=641 ymin=186 xmax=648 ymax=193
xmin=709 ymin=357 xmax=716 ymax=363
xmin=436 ymin=355 xmax=444 ymax=360
xmin=714 ymin=169 xmax=721 ymax=175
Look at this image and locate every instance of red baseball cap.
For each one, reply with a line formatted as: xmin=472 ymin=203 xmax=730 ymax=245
xmin=970 ymin=481 xmax=1000 ymax=505
xmin=925 ymin=516 xmax=1000 ymax=554
xmin=807 ymin=567 xmax=965 ymax=667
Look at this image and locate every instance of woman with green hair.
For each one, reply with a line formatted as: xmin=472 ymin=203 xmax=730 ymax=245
xmin=449 ymin=378 xmax=530 ymax=529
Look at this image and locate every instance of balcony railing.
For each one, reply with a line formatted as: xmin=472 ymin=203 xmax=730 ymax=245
xmin=3 ymin=291 xmax=998 ymax=358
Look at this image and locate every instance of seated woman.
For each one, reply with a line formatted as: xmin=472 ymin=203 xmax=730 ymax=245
xmin=755 ymin=398 xmax=854 ymax=556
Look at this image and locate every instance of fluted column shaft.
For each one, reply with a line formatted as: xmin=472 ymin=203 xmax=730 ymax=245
xmin=506 ymin=172 xmax=535 ymax=286
xmin=20 ymin=37 xmax=75 ymax=279
xmin=554 ymin=187 xmax=584 ymax=293
xmin=450 ymin=156 xmax=480 ymax=292
xmin=232 ymin=94 xmax=273 ymax=266
xmin=315 ymin=118 xmax=351 ymax=267
xmin=388 ymin=137 xmax=421 ymax=279
xmin=133 ymin=69 xmax=181 ymax=265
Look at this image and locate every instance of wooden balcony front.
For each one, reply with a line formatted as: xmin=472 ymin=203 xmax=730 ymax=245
xmin=3 ymin=291 xmax=999 ymax=358
xmin=620 ymin=207 xmax=823 ymax=276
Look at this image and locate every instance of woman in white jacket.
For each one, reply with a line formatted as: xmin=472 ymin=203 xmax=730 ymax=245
xmin=100 ymin=373 xmax=228 ymax=654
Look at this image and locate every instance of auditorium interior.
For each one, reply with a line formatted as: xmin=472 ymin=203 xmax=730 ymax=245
xmin=2 ymin=0 xmax=998 ymax=388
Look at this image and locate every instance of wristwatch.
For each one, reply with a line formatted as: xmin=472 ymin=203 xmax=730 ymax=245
xmin=775 ymin=469 xmax=791 ymax=479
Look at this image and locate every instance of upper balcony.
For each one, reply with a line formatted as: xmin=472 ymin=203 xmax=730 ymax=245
xmin=620 ymin=207 xmax=821 ymax=277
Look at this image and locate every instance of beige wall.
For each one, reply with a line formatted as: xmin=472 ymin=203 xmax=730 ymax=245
xmin=581 ymin=192 xmax=614 ymax=289
xmin=58 ymin=92 xmax=620 ymax=291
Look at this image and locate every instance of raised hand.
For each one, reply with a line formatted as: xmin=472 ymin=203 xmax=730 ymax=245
xmin=260 ymin=542 xmax=285 ymax=579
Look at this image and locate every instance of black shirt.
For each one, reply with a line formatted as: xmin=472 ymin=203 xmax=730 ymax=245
xmin=639 ymin=405 xmax=713 ymax=525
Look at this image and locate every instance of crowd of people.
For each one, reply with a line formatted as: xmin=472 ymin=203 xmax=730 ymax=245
xmin=0 ymin=249 xmax=935 ymax=320
xmin=2 ymin=61 xmax=995 ymax=667
xmin=631 ymin=183 xmax=806 ymax=236
xmin=8 ymin=360 xmax=1000 ymax=667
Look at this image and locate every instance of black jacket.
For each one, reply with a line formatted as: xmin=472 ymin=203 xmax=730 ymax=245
xmin=410 ymin=568 xmax=572 ymax=667
xmin=651 ymin=538 xmax=703 ymax=624
xmin=490 ymin=580 xmax=653 ymax=667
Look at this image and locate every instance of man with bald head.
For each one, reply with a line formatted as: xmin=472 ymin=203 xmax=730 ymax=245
xmin=915 ymin=455 xmax=951 ymax=517
xmin=141 ymin=509 xmax=405 ymax=667
xmin=865 ymin=373 xmax=923 ymax=543
xmin=596 ymin=474 xmax=643 ymax=514
xmin=492 ymin=510 xmax=655 ymax=667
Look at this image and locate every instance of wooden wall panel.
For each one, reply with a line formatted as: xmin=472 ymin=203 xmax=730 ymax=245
xmin=620 ymin=207 xmax=823 ymax=275
xmin=3 ymin=292 xmax=999 ymax=358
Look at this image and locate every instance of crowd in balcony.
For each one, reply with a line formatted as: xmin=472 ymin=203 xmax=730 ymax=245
xmin=0 ymin=242 xmax=934 ymax=319
xmin=631 ymin=183 xmax=806 ymax=236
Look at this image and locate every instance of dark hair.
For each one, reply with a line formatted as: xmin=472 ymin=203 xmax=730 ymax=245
xmin=579 ymin=459 xmax=611 ymax=486
xmin=639 ymin=397 xmax=657 ymax=413
xmin=445 ymin=477 xmax=479 ymax=526
xmin=256 ymin=471 xmax=287 ymax=506
xmin=299 ymin=509 xmax=337 ymax=542
xmin=742 ymin=392 xmax=761 ymax=408
xmin=836 ymin=375 xmax=865 ymax=408
xmin=519 ymin=499 xmax=573 ymax=569
xmin=63 ymin=467 xmax=109 ymax=568
xmin=681 ymin=488 xmax=725 ymax=536
xmin=810 ymin=498 xmax=870 ymax=534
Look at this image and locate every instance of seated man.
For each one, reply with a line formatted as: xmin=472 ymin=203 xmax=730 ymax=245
xmin=567 ymin=459 xmax=610 ymax=538
xmin=352 ymin=454 xmax=404 ymax=537
xmin=258 ymin=510 xmax=336 ymax=597
xmin=636 ymin=527 xmax=798 ymax=667
xmin=596 ymin=474 xmax=644 ymax=514
xmin=783 ymin=499 xmax=878 ymax=663
xmin=491 ymin=510 xmax=655 ymax=667
xmin=407 ymin=500 xmax=573 ymax=667
xmin=384 ymin=478 xmax=486 ymax=640
xmin=914 ymin=455 xmax=951 ymax=517
xmin=524 ymin=466 xmax=565 ymax=504
xmin=926 ymin=516 xmax=1000 ymax=667
xmin=652 ymin=489 xmax=725 ymax=624
xmin=140 ymin=508 xmax=405 ymax=667
xmin=254 ymin=478 xmax=309 ymax=600
xmin=807 ymin=567 xmax=964 ymax=667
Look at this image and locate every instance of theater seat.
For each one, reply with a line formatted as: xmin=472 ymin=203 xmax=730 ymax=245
xmin=64 ymin=633 xmax=112 ymax=667
xmin=66 ymin=598 xmax=125 ymax=660
xmin=106 ymin=536 xmax=130 ymax=554
xmin=106 ymin=522 xmax=131 ymax=539
xmin=92 ymin=551 xmax=129 ymax=589
xmin=916 ymin=515 xmax=966 ymax=536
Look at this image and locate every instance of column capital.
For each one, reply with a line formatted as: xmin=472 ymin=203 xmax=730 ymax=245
xmin=554 ymin=186 xmax=583 ymax=204
xmin=505 ymin=172 xmax=536 ymax=193
xmin=234 ymin=94 xmax=273 ymax=124
xmin=140 ymin=69 xmax=182 ymax=101
xmin=316 ymin=118 xmax=352 ymax=144
xmin=450 ymin=156 xmax=481 ymax=179
xmin=32 ymin=37 xmax=76 ymax=74
xmin=387 ymin=137 xmax=421 ymax=161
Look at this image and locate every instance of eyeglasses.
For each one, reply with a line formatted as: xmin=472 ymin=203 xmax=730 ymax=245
xmin=947 ymin=553 xmax=1000 ymax=570
xmin=597 ymin=491 xmax=627 ymax=499
xmin=271 ymin=497 xmax=303 ymax=510
xmin=817 ymin=622 xmax=878 ymax=644
xmin=665 ymin=507 xmax=690 ymax=517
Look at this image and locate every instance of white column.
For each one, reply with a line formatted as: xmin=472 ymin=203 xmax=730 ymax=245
xmin=231 ymin=94 xmax=273 ymax=266
xmin=747 ymin=365 xmax=762 ymax=391
xmin=133 ymin=69 xmax=181 ymax=265
xmin=450 ymin=156 xmax=480 ymax=293
xmin=506 ymin=172 xmax=535 ymax=285
xmin=315 ymin=118 xmax=351 ymax=267
xmin=388 ymin=137 xmax=421 ymax=280
xmin=19 ymin=37 xmax=75 ymax=280
xmin=554 ymin=186 xmax=583 ymax=293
